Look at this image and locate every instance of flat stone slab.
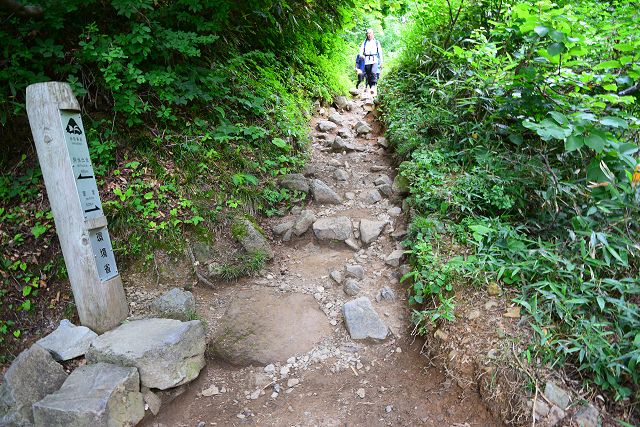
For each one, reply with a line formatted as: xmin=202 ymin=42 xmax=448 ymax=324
xmin=211 ymin=289 xmax=331 ymax=366
xmin=313 ymin=217 xmax=353 ymax=241
xmin=32 ymin=363 xmax=144 ymax=427
xmin=36 ymin=319 xmax=97 ymax=361
xmin=86 ymin=318 xmax=206 ymax=390
xmin=343 ymin=297 xmax=388 ymax=341
xmin=0 ymin=344 xmax=67 ymax=426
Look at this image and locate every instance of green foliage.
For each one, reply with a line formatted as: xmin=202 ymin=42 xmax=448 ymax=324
xmin=382 ymin=0 xmax=640 ymax=408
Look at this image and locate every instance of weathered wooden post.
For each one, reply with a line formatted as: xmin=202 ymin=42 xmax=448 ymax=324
xmin=26 ymin=82 xmax=128 ymax=333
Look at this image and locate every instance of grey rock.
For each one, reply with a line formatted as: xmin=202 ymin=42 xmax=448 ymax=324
xmin=32 ymin=363 xmax=144 ymax=427
xmin=334 ymin=169 xmax=349 ymax=181
xmin=211 ymin=290 xmax=330 ymax=366
xmin=346 ymin=102 xmax=355 ymax=111
xmin=273 ymin=220 xmax=295 ymax=236
xmin=377 ymin=184 xmax=393 ymax=198
xmin=310 ymin=179 xmax=342 ymax=204
xmin=373 ymin=175 xmax=392 ymax=187
xmin=330 ymin=270 xmax=343 ymax=284
xmin=533 ymin=399 xmax=550 ymax=419
xmin=544 ymin=382 xmax=571 ymax=410
xmin=301 ymin=164 xmax=318 ymax=177
xmin=317 ymin=120 xmax=337 ymax=132
xmin=385 ymin=249 xmax=405 ymax=267
xmin=392 ymin=175 xmax=410 ymax=195
xmin=377 ymin=287 xmax=395 ymax=302
xmin=355 ymin=121 xmax=372 ymax=135
xmin=344 ymin=238 xmax=361 ymax=251
xmin=280 ymin=173 xmax=309 ymax=193
xmin=377 ymin=137 xmax=388 ymax=148
xmin=35 ymin=319 xmax=97 ymax=361
xmin=151 ymin=288 xmax=196 ymax=321
xmin=358 ymin=189 xmax=382 ymax=205
xmin=293 ymin=210 xmax=317 ymax=236
xmin=337 ymin=128 xmax=350 ymax=138
xmin=345 ymin=192 xmax=355 ymax=200
xmin=547 ymin=406 xmax=566 ymax=426
xmin=334 ymin=96 xmax=348 ymax=110
xmin=143 ymin=389 xmax=161 ymax=416
xmin=360 ymin=219 xmax=387 ymax=245
xmin=282 ymin=229 xmax=293 ymax=242
xmin=290 ymin=206 xmax=303 ymax=216
xmin=328 ymin=112 xmax=343 ymax=125
xmin=391 ymin=228 xmax=408 ymax=240
xmin=233 ymin=218 xmax=273 ymax=260
xmin=0 ymin=345 xmax=67 ymax=426
xmin=345 ymin=264 xmax=364 ymax=280
xmin=573 ymin=404 xmax=599 ymax=427
xmin=343 ymin=279 xmax=361 ymax=296
xmin=349 ymin=88 xmax=359 ymax=96
xmin=313 ymin=217 xmax=352 ymax=241
xmin=332 ymin=137 xmax=356 ymax=153
xmin=86 ymin=318 xmax=206 ymax=390
xmin=369 ymin=165 xmax=386 ymax=172
xmin=388 ymin=207 xmax=402 ymax=217
xmin=342 ymin=297 xmax=388 ymax=341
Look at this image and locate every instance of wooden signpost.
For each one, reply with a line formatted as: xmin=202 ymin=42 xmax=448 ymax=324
xmin=26 ymin=82 xmax=128 ymax=333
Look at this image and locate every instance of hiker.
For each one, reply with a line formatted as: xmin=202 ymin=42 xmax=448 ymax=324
xmin=359 ymin=28 xmax=382 ymax=94
xmin=355 ymin=54 xmax=366 ymax=88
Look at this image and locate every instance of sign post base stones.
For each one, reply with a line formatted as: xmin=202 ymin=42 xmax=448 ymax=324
xmin=26 ymin=82 xmax=128 ymax=333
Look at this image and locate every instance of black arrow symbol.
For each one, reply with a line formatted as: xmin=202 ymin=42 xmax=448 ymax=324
xmin=77 ymin=173 xmax=94 ymax=180
xmin=84 ymin=206 xmax=100 ymax=213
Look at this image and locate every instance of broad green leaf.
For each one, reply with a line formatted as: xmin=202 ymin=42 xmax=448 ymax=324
xmin=593 ymin=60 xmax=621 ymax=70
xmin=599 ymin=116 xmax=627 ymax=129
xmin=534 ymin=26 xmax=549 ymax=37
xmin=547 ymin=42 xmax=565 ymax=56
xmin=549 ymin=30 xmax=565 ymax=42
xmin=584 ymin=133 xmax=606 ymax=152
xmin=549 ymin=111 xmax=568 ymax=125
xmin=565 ymin=134 xmax=584 ymax=152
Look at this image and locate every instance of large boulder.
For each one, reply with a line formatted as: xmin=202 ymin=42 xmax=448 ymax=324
xmin=313 ymin=217 xmax=352 ymax=241
xmin=35 ymin=319 xmax=97 ymax=361
xmin=151 ymin=288 xmax=196 ymax=321
xmin=211 ymin=290 xmax=331 ymax=366
xmin=279 ymin=173 xmax=309 ymax=193
xmin=310 ymin=179 xmax=342 ymax=204
xmin=359 ymin=219 xmax=387 ymax=245
xmin=0 ymin=345 xmax=67 ymax=426
xmin=32 ymin=363 xmax=144 ymax=427
xmin=342 ymin=297 xmax=388 ymax=341
xmin=232 ymin=218 xmax=273 ymax=260
xmin=86 ymin=318 xmax=206 ymax=390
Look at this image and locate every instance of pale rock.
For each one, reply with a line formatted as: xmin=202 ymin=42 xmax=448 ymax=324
xmin=345 ymin=264 xmax=364 ymax=280
xmin=313 ymin=217 xmax=352 ymax=241
xmin=280 ymin=173 xmax=310 ymax=193
xmin=342 ymin=297 xmax=388 ymax=341
xmin=86 ymin=318 xmax=206 ymax=390
xmin=35 ymin=319 xmax=97 ymax=361
xmin=359 ymin=219 xmax=387 ymax=245
xmin=293 ymin=210 xmax=317 ymax=236
xmin=310 ymin=179 xmax=342 ymax=204
xmin=384 ymin=249 xmax=404 ymax=267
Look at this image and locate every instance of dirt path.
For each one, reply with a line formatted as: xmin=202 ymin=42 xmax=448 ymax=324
xmin=141 ymin=89 xmax=502 ymax=426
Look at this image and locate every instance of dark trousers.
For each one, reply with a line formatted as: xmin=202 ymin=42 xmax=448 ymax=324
xmin=365 ymin=64 xmax=377 ymax=88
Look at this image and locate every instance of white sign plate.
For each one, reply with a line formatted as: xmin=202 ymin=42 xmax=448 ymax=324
xmin=89 ymin=227 xmax=118 ymax=281
xmin=59 ymin=110 xmax=103 ymax=220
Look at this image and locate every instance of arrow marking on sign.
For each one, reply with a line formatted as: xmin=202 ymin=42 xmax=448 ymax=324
xmin=77 ymin=173 xmax=94 ymax=180
xmin=85 ymin=205 xmax=100 ymax=213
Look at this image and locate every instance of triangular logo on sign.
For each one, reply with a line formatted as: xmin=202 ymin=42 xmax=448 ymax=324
xmin=65 ymin=118 xmax=82 ymax=135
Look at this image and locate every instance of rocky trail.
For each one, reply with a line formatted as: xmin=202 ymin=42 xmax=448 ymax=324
xmin=140 ymin=90 xmax=502 ymax=427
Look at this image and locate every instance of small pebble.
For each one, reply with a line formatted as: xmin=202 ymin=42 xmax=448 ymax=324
xmin=356 ymin=388 xmax=366 ymax=399
xmin=385 ymin=405 xmax=393 ymax=413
